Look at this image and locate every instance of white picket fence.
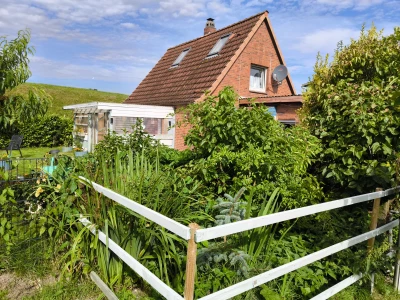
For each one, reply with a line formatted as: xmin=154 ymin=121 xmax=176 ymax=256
xmin=78 ymin=176 xmax=400 ymax=300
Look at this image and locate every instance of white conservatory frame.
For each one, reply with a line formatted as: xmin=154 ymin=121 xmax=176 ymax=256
xmin=63 ymin=102 xmax=175 ymax=152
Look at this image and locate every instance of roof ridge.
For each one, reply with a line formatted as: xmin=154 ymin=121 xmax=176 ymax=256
xmin=167 ymin=10 xmax=267 ymax=50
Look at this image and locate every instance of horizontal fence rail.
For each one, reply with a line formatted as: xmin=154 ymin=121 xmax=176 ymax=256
xmin=79 ymin=217 xmax=184 ymax=300
xmin=195 ymin=187 xmax=400 ymax=242
xmin=310 ymin=273 xmax=363 ymax=300
xmin=198 ymin=220 xmax=399 ymax=300
xmin=79 ymin=177 xmax=191 ymax=240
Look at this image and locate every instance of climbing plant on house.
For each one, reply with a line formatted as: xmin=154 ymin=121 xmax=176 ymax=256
xmin=300 ymin=25 xmax=400 ymax=194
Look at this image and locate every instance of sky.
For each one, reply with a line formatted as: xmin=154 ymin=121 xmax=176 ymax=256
xmin=1 ymin=0 xmax=399 ymax=96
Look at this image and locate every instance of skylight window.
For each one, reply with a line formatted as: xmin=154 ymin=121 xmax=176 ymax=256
xmin=171 ymin=48 xmax=190 ymax=67
xmin=207 ymin=34 xmax=230 ymax=58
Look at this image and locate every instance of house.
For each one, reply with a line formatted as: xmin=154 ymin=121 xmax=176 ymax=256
xmin=125 ymin=11 xmax=302 ymax=150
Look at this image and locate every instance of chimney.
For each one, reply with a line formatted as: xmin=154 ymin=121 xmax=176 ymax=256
xmin=204 ymin=18 xmax=216 ymax=35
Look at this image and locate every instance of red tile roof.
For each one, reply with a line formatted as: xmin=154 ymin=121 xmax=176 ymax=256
xmin=125 ymin=12 xmax=266 ymax=106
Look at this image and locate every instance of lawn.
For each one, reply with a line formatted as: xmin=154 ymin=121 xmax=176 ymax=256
xmin=6 ymin=83 xmax=128 ymax=118
xmin=1 ymin=147 xmax=64 ymax=159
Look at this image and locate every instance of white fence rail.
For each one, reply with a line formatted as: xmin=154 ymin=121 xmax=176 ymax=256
xmin=79 ymin=217 xmax=184 ymax=300
xmin=79 ymin=176 xmax=190 ymax=240
xmin=195 ymin=187 xmax=399 ymax=242
xmin=79 ymin=176 xmax=400 ymax=300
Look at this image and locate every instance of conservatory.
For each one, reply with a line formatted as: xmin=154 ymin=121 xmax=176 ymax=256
xmin=63 ymin=102 xmax=175 ymax=152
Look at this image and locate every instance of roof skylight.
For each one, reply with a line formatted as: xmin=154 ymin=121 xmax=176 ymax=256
xmin=171 ymin=48 xmax=190 ymax=67
xmin=207 ymin=34 xmax=230 ymax=58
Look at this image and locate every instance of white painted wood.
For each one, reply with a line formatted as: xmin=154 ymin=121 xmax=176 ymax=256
xmin=310 ymin=273 xmax=363 ymax=300
xmin=198 ymin=220 xmax=399 ymax=300
xmin=64 ymin=102 xmax=174 ymax=118
xmin=80 ymin=177 xmax=191 ymax=240
xmin=195 ymin=187 xmax=400 ymax=242
xmin=90 ymin=271 xmax=119 ymax=300
xmin=80 ymin=218 xmax=184 ymax=300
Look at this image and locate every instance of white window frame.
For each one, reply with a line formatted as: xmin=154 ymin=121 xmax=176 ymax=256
xmin=249 ymin=65 xmax=267 ymax=93
xmin=171 ymin=48 xmax=190 ymax=68
xmin=206 ymin=33 xmax=230 ymax=58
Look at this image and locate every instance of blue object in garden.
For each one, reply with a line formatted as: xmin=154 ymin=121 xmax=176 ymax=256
xmin=0 ymin=160 xmax=11 ymax=171
xmin=42 ymin=149 xmax=59 ymax=176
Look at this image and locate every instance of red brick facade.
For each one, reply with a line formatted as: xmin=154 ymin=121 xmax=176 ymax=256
xmin=214 ymin=20 xmax=293 ymax=99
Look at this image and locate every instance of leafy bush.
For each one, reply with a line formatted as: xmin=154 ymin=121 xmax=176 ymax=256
xmin=300 ymin=25 xmax=400 ymax=194
xmin=0 ymin=114 xmax=73 ymax=148
xmin=177 ymin=86 xmax=323 ymax=209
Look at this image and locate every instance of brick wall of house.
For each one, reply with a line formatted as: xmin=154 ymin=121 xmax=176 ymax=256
xmin=214 ymin=20 xmax=293 ymax=98
xmin=174 ymin=107 xmax=191 ymax=150
xmin=276 ymin=103 xmax=302 ymax=122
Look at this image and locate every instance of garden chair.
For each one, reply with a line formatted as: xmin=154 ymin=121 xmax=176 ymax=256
xmin=3 ymin=135 xmax=23 ymax=157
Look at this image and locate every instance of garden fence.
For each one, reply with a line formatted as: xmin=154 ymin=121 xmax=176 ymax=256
xmin=0 ymin=157 xmax=47 ymax=185
xmin=79 ymin=176 xmax=400 ymax=300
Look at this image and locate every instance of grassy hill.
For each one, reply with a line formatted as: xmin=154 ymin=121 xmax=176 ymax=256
xmin=6 ymin=83 xmax=129 ymax=118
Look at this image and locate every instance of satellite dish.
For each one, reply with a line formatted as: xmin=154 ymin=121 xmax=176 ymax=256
xmin=272 ymin=65 xmax=288 ymax=85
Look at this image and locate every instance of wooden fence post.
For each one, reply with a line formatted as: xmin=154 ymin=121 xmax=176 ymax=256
xmin=394 ymin=220 xmax=400 ymax=291
xmin=184 ymin=223 xmax=199 ymax=300
xmin=367 ymin=188 xmax=382 ymax=253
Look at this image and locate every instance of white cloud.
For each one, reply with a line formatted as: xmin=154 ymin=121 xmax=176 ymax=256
xmin=301 ymin=0 xmax=385 ymax=11
xmin=245 ymin=0 xmax=274 ymax=7
xmin=295 ymin=28 xmax=360 ymax=54
xmin=156 ymin=0 xmax=207 ymax=17
xmin=120 ymin=22 xmax=138 ymax=29
xmin=206 ymin=1 xmax=231 ymax=13
xmin=30 ymin=56 xmax=150 ymax=82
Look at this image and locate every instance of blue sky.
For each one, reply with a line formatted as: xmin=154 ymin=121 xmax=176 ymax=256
xmin=1 ymin=0 xmax=399 ymax=95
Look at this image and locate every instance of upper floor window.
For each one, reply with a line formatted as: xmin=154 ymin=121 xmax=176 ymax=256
xmin=206 ymin=34 xmax=230 ymax=58
xmin=171 ymin=48 xmax=190 ymax=67
xmin=249 ymin=65 xmax=266 ymax=92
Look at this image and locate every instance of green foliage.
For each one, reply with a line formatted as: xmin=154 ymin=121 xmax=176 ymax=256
xmin=93 ymin=119 xmax=161 ymax=163
xmin=0 ymin=114 xmax=72 ymax=148
xmin=178 ymin=86 xmax=323 ymax=209
xmin=0 ymin=29 xmax=34 ymax=95
xmin=301 ymin=25 xmax=400 ymax=194
xmin=20 ymin=114 xmax=72 ymax=147
xmin=0 ymin=88 xmax=52 ymax=133
xmin=214 ymin=187 xmax=246 ymax=225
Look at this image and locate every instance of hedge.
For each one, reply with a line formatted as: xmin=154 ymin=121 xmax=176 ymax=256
xmin=0 ymin=115 xmax=73 ymax=148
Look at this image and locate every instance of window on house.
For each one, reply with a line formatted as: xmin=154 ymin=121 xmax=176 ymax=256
xmin=207 ymin=34 xmax=230 ymax=58
xmin=249 ymin=65 xmax=266 ymax=92
xmin=171 ymin=48 xmax=190 ymax=67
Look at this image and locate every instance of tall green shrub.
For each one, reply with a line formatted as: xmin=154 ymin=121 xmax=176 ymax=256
xmin=178 ymin=86 xmax=323 ymax=209
xmin=300 ymin=25 xmax=400 ymax=194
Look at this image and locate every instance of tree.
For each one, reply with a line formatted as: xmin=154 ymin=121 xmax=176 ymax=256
xmin=300 ymin=25 xmax=400 ymax=194
xmin=0 ymin=30 xmax=51 ymax=133
xmin=0 ymin=30 xmax=34 ymax=96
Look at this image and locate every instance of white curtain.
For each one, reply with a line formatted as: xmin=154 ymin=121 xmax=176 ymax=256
xmin=250 ymin=67 xmax=265 ymax=90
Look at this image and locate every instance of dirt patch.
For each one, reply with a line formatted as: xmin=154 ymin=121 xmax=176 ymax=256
xmin=0 ymin=272 xmax=56 ymax=300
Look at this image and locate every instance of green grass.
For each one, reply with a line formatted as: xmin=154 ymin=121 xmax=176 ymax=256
xmin=1 ymin=147 xmax=76 ymax=159
xmin=21 ymin=279 xmax=101 ymax=300
xmin=6 ymin=83 xmax=128 ymax=118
